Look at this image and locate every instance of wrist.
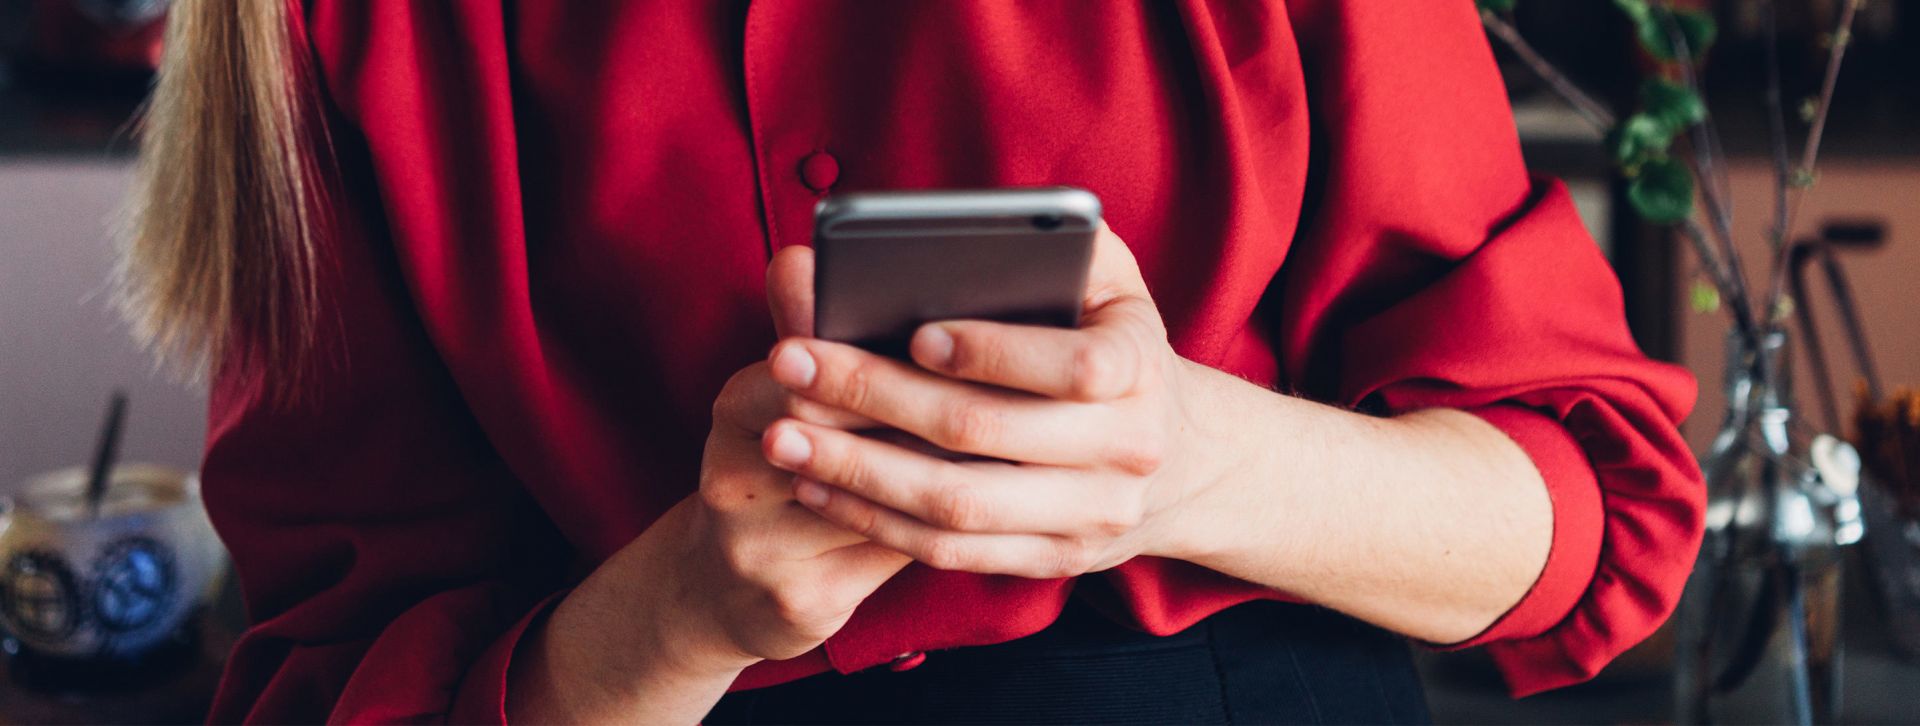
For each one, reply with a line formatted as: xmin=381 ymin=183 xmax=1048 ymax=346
xmin=1144 ymin=359 xmax=1281 ymax=563
xmin=510 ymin=508 xmax=754 ymax=723
xmin=596 ymin=503 xmax=760 ymax=681
xmin=512 ymin=595 xmax=745 ymax=723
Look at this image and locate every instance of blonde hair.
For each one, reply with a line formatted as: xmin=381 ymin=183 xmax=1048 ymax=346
xmin=119 ymin=0 xmax=326 ymax=390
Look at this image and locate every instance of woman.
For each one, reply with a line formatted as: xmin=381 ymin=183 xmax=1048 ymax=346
xmin=124 ymin=1 xmax=1704 ymax=723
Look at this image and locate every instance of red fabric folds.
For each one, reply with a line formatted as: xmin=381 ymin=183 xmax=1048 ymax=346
xmin=200 ymin=1 xmax=1703 ymax=721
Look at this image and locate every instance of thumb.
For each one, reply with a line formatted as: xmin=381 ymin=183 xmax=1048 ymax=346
xmin=817 ymin=541 xmax=913 ymax=597
xmin=1084 ymin=222 xmax=1152 ymax=310
xmin=767 ymin=245 xmax=815 ymax=339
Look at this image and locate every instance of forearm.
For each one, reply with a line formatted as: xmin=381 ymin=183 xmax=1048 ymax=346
xmin=1165 ymin=362 xmax=1554 ymax=644
xmin=506 ymin=602 xmax=742 ymax=724
xmin=505 ymin=506 xmax=750 ymax=724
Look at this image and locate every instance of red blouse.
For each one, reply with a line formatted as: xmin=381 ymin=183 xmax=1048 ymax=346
xmin=202 ymin=1 xmax=1705 ymax=722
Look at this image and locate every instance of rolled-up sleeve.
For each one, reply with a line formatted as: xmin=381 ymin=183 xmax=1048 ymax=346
xmin=1277 ymin=0 xmax=1706 ymax=697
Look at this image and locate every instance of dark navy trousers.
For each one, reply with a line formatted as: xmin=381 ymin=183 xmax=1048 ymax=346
xmin=705 ymin=597 xmax=1432 ymax=725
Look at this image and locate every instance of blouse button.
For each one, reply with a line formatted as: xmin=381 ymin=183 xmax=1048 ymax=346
xmin=887 ymin=650 xmax=927 ymax=672
xmin=800 ymin=150 xmax=840 ymax=193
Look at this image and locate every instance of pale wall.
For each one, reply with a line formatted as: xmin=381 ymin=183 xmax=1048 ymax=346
xmin=1677 ymin=160 xmax=1920 ymax=450
xmin=0 ymin=160 xmax=205 ymax=495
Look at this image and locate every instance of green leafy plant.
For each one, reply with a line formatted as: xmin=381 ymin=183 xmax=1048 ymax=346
xmin=1628 ymin=156 xmax=1696 ymax=224
xmin=1480 ymin=0 xmax=1864 ymax=356
xmin=1614 ymin=0 xmax=1718 ymax=60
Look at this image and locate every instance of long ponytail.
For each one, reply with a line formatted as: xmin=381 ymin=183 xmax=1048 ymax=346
xmin=119 ymin=0 xmax=325 ymax=390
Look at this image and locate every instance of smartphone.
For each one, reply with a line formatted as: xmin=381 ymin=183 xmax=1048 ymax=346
xmin=812 ymin=187 xmax=1102 ymax=357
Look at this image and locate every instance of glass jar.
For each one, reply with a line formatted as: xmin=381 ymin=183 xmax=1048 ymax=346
xmin=1673 ymin=332 xmax=1863 ymax=725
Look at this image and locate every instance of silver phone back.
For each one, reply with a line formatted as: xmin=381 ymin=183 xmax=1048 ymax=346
xmin=813 ymin=188 xmax=1101 ymax=356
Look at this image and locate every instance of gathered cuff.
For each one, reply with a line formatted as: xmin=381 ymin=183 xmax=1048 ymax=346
xmin=1442 ymin=404 xmax=1604 ymax=652
xmin=447 ymin=589 xmax=570 ymax=725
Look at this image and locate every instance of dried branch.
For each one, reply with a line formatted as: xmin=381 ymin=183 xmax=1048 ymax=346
xmin=1480 ymin=9 xmax=1617 ymax=132
xmin=1665 ymin=14 xmax=1763 ymax=346
xmin=1681 ymin=217 xmax=1740 ymax=305
xmin=1796 ymin=0 xmax=1858 ymax=194
xmin=1763 ymin=0 xmax=1794 ymax=256
xmin=1763 ymin=0 xmax=1863 ymax=320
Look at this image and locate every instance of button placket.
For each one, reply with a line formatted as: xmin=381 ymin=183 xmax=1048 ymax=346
xmin=742 ymin=1 xmax=836 ymax=252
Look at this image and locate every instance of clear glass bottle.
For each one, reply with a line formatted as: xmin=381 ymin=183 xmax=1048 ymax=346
xmin=1673 ymin=332 xmax=1862 ymax=725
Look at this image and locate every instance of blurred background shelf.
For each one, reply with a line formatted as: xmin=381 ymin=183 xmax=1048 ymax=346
xmin=0 ymin=611 xmax=233 ymax=726
xmin=0 ymin=66 xmax=145 ymax=160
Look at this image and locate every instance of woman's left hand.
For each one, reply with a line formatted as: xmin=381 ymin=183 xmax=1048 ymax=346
xmin=760 ymin=226 xmax=1235 ymax=578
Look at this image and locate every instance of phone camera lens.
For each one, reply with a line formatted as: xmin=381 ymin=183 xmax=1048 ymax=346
xmin=1030 ymin=214 xmax=1064 ymax=231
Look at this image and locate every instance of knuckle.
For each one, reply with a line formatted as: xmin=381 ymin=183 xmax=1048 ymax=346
xmin=921 ymin=536 xmax=971 ymax=572
xmin=712 ymin=365 xmax=760 ymax=421
xmin=767 ymin=584 xmax=826 ymax=628
xmin=1109 ymin=437 xmax=1166 ymax=477
xmin=841 ymin=498 xmax=883 ymax=539
xmin=1049 ymin=540 xmax=1096 ymax=577
xmin=945 ymin=329 xmax=999 ymax=376
xmin=939 ymin=401 xmax=1001 ymax=451
xmin=1096 ymin=496 xmax=1146 ymax=536
xmin=838 ymin=356 xmax=883 ymax=412
xmin=718 ymin=536 xmax=761 ymax=579
xmin=697 ymin=472 xmax=747 ymax=514
xmin=1069 ymin=338 xmax=1127 ymax=400
xmin=818 ymin=437 xmax=865 ymax=487
xmin=930 ymin=480 xmax=990 ymax=531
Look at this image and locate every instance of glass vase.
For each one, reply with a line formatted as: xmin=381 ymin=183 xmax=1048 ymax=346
xmin=1673 ymin=332 xmax=1864 ymax=725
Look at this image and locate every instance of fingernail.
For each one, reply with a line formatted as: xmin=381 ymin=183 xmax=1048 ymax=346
xmin=915 ymin=325 xmax=954 ymax=368
xmin=771 ymin=344 xmax=817 ymax=388
xmin=768 ymin=426 xmax=812 ymax=467
xmin=794 ymin=478 xmax=830 ymax=507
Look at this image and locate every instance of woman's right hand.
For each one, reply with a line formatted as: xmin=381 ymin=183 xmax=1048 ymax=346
xmin=507 ymin=248 xmax=909 ymax=723
xmin=676 ymin=359 xmax=915 ymax=665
